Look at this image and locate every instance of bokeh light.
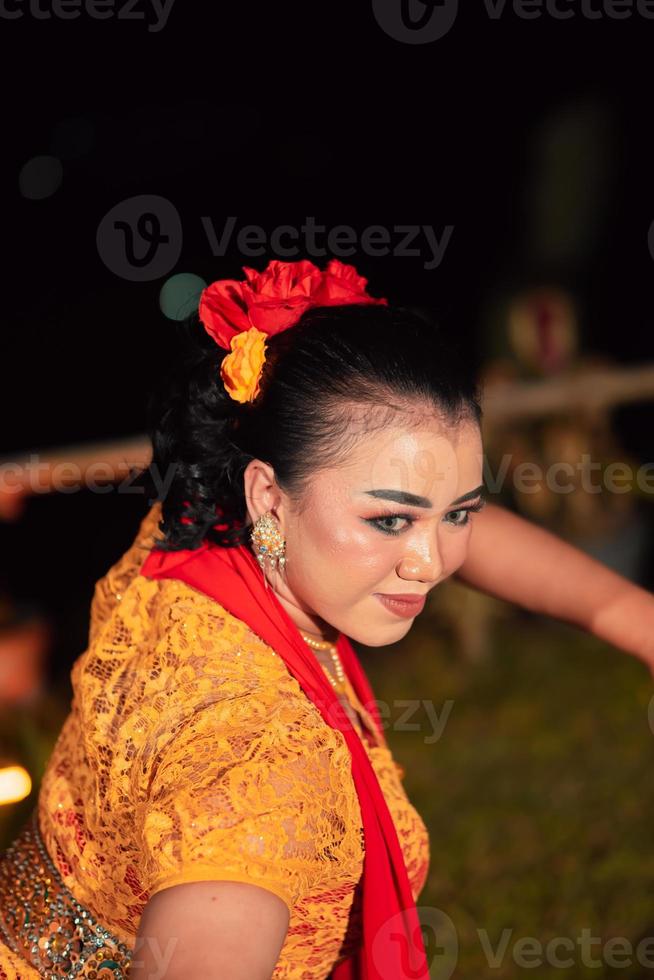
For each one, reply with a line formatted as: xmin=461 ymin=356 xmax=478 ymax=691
xmin=18 ymin=156 xmax=63 ymax=200
xmin=159 ymin=272 xmax=207 ymax=322
xmin=0 ymin=765 xmax=32 ymax=806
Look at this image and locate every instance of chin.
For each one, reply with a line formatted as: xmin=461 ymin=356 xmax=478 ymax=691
xmin=346 ymin=619 xmax=414 ymax=648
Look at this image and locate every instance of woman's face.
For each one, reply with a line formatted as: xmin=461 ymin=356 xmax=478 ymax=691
xmin=246 ymin=416 xmax=484 ymax=647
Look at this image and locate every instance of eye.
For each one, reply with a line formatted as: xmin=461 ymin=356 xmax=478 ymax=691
xmin=363 ymin=498 xmax=486 ymax=534
xmin=446 ymin=498 xmax=486 ymax=527
xmin=365 ymin=514 xmax=415 ymax=536
xmin=445 ymin=509 xmax=473 ymax=527
xmin=365 ymin=498 xmax=486 ymax=537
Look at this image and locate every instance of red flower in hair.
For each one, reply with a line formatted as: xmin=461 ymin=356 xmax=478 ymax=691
xmin=198 ymin=258 xmax=388 ymax=403
xmin=199 ymin=258 xmax=387 ymax=348
xmin=315 ymin=258 xmax=389 ymax=307
xmin=199 ymin=259 xmax=323 ymax=349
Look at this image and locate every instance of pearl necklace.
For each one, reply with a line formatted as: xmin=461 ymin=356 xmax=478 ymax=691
xmin=300 ymin=631 xmax=348 ymax=694
xmin=301 ymin=631 xmax=383 ymax=749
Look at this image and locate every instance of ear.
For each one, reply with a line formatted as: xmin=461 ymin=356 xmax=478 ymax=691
xmin=243 ymin=459 xmax=288 ymax=531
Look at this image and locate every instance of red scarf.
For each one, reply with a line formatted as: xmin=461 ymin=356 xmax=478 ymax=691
xmin=140 ymin=532 xmax=430 ymax=980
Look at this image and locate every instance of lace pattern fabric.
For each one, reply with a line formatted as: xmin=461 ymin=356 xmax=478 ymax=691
xmin=0 ymin=502 xmax=430 ymax=980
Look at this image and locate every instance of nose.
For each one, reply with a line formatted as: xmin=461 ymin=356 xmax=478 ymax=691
xmin=395 ymin=544 xmax=443 ymax=585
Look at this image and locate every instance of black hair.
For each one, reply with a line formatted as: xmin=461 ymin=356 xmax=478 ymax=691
xmin=134 ymin=301 xmax=483 ymax=552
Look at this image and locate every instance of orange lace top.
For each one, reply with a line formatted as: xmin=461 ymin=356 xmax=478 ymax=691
xmin=1 ymin=502 xmax=430 ymax=980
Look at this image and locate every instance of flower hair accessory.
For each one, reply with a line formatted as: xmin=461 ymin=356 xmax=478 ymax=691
xmin=198 ymin=258 xmax=388 ymax=404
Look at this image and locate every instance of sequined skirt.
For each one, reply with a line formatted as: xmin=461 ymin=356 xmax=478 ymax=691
xmin=0 ymin=809 xmax=132 ymax=978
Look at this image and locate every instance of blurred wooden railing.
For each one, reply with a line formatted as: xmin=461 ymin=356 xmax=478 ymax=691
xmin=2 ymin=362 xmax=654 ymax=522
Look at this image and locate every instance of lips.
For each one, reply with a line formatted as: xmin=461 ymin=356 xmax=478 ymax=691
xmin=373 ymin=592 xmax=427 ymax=618
xmin=377 ymin=593 xmax=427 ymax=602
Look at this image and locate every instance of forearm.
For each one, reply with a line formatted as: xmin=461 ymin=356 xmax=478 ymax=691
xmin=454 ymin=502 xmax=654 ymax=665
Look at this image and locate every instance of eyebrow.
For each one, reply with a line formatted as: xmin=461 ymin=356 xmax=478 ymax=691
xmin=363 ymin=484 xmax=485 ymax=509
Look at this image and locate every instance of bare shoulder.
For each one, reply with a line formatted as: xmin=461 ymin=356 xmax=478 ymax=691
xmin=130 ymin=879 xmax=290 ymax=980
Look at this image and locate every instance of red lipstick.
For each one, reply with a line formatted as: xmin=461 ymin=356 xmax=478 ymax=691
xmin=373 ymin=592 xmax=427 ymax=618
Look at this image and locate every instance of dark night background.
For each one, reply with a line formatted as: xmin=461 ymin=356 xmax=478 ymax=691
xmin=0 ymin=7 xmax=651 ymax=711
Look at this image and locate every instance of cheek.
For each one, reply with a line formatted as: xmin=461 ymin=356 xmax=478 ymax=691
xmin=290 ymin=518 xmax=393 ymax=595
xmin=441 ymin=525 xmax=474 ymax=575
xmin=305 ymin=513 xmax=375 ymax=560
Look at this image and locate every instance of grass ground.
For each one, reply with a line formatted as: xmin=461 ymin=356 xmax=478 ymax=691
xmin=361 ymin=609 xmax=654 ymax=978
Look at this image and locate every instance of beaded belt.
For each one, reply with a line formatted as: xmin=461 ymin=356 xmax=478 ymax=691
xmin=0 ymin=808 xmax=132 ymax=978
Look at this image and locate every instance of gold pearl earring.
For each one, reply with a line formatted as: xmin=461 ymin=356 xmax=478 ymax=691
xmin=250 ymin=511 xmax=287 ymax=574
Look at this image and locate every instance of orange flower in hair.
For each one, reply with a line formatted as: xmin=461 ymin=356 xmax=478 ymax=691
xmin=198 ymin=258 xmax=388 ymax=403
xmin=220 ymin=326 xmax=268 ymax=404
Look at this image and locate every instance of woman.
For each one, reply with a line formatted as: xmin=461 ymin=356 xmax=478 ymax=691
xmin=1 ymin=258 xmax=653 ymax=980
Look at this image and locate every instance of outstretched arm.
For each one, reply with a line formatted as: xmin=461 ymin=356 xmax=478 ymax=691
xmin=453 ymin=502 xmax=654 ymax=674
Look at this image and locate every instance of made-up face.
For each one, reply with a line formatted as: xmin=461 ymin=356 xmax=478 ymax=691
xmin=245 ymin=414 xmax=485 ymax=647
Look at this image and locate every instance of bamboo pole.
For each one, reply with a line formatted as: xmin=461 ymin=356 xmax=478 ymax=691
xmin=481 ymin=364 xmax=654 ymax=423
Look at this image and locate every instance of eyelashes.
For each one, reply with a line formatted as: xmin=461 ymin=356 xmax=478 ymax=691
xmin=365 ymin=498 xmax=486 ymax=536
